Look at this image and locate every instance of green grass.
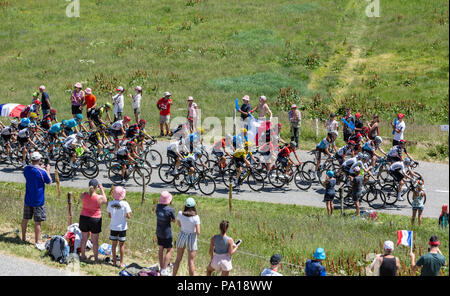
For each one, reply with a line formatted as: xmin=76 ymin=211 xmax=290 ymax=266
xmin=0 ymin=0 xmax=448 ymax=161
xmin=0 ymin=181 xmax=448 ymax=276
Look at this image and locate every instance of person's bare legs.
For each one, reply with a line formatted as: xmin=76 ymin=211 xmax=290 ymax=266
xmin=187 ymin=250 xmax=197 ymax=276
xmin=206 ymin=264 xmax=214 ymax=276
xmin=163 ymin=247 xmax=173 ymax=270
xmin=21 ymin=219 xmax=28 ymax=241
xmin=411 ymin=209 xmax=417 ymax=226
xmin=221 ymin=270 xmax=230 ymax=276
xmin=164 ymin=122 xmax=170 ymax=136
xmin=34 ymin=221 xmax=41 ymax=244
xmin=91 ymin=233 xmax=100 ymax=262
xmin=119 ymin=241 xmax=125 ymax=267
xmin=112 ymin=240 xmax=118 ymax=266
xmin=80 ymin=232 xmax=90 ymax=260
xmin=172 ymin=247 xmax=185 ymax=276
xmin=355 ymin=201 xmax=360 ymax=216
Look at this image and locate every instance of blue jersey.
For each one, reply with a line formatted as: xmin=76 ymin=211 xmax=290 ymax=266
xmin=317 ymin=137 xmax=331 ymax=150
xmin=49 ymin=122 xmax=62 ymax=134
xmin=65 ymin=118 xmax=78 ymax=129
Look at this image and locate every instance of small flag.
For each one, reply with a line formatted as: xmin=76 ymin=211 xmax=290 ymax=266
xmin=392 ymin=118 xmax=397 ymax=135
xmin=341 ymin=117 xmax=355 ymax=131
xmin=397 ymin=230 xmax=413 ymax=247
xmin=235 ymin=98 xmax=240 ymax=111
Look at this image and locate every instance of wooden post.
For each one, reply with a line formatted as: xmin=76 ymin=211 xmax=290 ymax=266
xmin=67 ymin=192 xmax=73 ymax=226
xmin=55 ymin=170 xmax=61 ymax=198
xmin=141 ymin=171 xmax=146 ymax=205
xmin=340 ymin=188 xmax=344 ymax=216
xmin=229 ymin=183 xmax=233 ymax=212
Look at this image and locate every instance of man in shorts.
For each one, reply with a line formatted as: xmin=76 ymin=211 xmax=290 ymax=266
xmin=157 ymin=92 xmax=173 ymax=136
xmin=22 ymin=152 xmax=52 ymax=249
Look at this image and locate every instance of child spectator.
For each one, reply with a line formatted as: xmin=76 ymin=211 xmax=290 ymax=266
xmin=261 ymin=254 xmax=283 ymax=276
xmin=411 ymin=180 xmax=426 ymax=226
xmin=305 ymin=248 xmax=327 ymax=276
xmin=156 ymin=191 xmax=176 ymax=276
xmin=324 ymin=170 xmax=336 ymax=216
xmin=130 ymin=86 xmax=142 ymax=123
xmin=111 ymin=86 xmax=125 ymax=121
xmin=439 ymin=204 xmax=449 ymax=229
xmin=157 ymin=92 xmax=173 ymax=137
xmin=107 ymin=186 xmax=131 ymax=267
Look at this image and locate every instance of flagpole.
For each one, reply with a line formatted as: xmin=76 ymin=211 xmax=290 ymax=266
xmin=411 ymin=231 xmax=413 ymax=252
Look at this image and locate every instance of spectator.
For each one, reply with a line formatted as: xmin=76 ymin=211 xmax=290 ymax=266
xmin=238 ymin=95 xmax=252 ymax=127
xmin=172 ymin=198 xmax=201 ymax=276
xmin=156 ymin=191 xmax=176 ymax=276
xmin=251 ymin=96 xmax=272 ymax=121
xmin=32 ymin=91 xmax=39 ymax=104
xmin=187 ymin=96 xmax=199 ymax=133
xmin=342 ymin=108 xmax=354 ymax=142
xmin=323 ymin=170 xmax=336 ymax=216
xmin=38 ymin=85 xmax=51 ymax=116
xmin=352 ymin=166 xmax=364 ymax=216
xmin=261 ymin=254 xmax=283 ymax=276
xmin=70 ymin=82 xmax=85 ymax=118
xmin=84 ymin=88 xmax=97 ymax=129
xmin=305 ymin=248 xmax=327 ymax=276
xmin=369 ymin=241 xmax=401 ymax=276
xmin=288 ymin=104 xmax=301 ymax=147
xmin=157 ymin=92 xmax=173 ymax=137
xmin=391 ymin=113 xmax=406 ymax=146
xmin=325 ymin=113 xmax=339 ymax=134
xmin=111 ymin=86 xmax=125 ymax=122
xmin=411 ymin=180 xmax=426 ymax=226
xmin=354 ymin=113 xmax=363 ymax=134
xmin=21 ymin=152 xmax=52 ymax=249
xmin=439 ymin=204 xmax=449 ymax=229
xmin=410 ymin=235 xmax=446 ymax=276
xmin=79 ymin=179 xmax=107 ymax=263
xmin=130 ymin=86 xmax=142 ymax=123
xmin=206 ymin=220 xmax=240 ymax=276
xmin=107 ymin=186 xmax=131 ymax=268
xmin=367 ymin=114 xmax=380 ymax=140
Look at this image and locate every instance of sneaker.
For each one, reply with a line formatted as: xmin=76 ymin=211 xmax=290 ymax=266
xmin=35 ymin=243 xmax=46 ymax=251
xmin=398 ymin=196 xmax=405 ymax=201
xmin=170 ymin=169 xmax=178 ymax=176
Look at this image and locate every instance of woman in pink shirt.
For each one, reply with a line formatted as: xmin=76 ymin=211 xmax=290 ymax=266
xmin=79 ymin=179 xmax=107 ymax=262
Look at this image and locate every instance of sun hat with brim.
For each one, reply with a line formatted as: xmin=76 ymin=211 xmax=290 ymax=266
xmin=85 ymin=88 xmax=92 ymax=94
xmin=291 ymin=104 xmax=297 ymax=109
xmin=242 ymin=95 xmax=250 ymax=101
xmin=313 ymin=248 xmax=326 ymax=260
xmin=270 ymin=254 xmax=282 ymax=265
xmin=135 ymin=86 xmax=142 ymax=91
xmin=159 ymin=191 xmax=173 ymax=205
xmin=187 ymin=96 xmax=194 ymax=101
xmin=30 ymin=152 xmax=42 ymax=161
xmin=185 ymin=197 xmax=196 ymax=208
xmin=74 ymin=82 xmax=82 ymax=88
xmin=113 ymin=186 xmax=126 ymax=201
xmin=163 ymin=92 xmax=171 ymax=97
xmin=383 ymin=240 xmax=394 ymax=251
xmin=116 ymin=86 xmax=124 ymax=92
xmin=39 ymin=85 xmax=45 ymax=90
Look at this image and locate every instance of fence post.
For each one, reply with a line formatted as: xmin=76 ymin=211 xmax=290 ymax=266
xmin=55 ymin=170 xmax=61 ymax=198
xmin=340 ymin=188 xmax=344 ymax=216
xmin=141 ymin=172 xmax=146 ymax=205
xmin=67 ymin=192 xmax=72 ymax=226
xmin=229 ymin=183 xmax=233 ymax=212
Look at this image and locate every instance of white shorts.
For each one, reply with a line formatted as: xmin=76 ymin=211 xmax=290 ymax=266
xmin=210 ymin=253 xmax=232 ymax=272
xmin=160 ymin=115 xmax=170 ymax=124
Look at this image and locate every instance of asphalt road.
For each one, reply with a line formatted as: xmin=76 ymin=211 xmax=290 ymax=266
xmin=0 ymin=253 xmax=78 ymax=276
xmin=0 ymin=140 xmax=448 ymax=218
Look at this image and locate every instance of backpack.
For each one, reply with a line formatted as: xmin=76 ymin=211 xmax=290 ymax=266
xmin=46 ymin=235 xmax=70 ymax=264
xmin=119 ymin=263 xmax=160 ymax=276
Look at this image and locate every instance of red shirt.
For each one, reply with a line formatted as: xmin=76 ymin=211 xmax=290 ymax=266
xmin=279 ymin=146 xmax=292 ymax=158
xmin=157 ymin=98 xmax=172 ymax=116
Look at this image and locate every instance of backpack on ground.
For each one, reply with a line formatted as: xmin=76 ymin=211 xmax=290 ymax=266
xmin=45 ymin=235 xmax=70 ymax=264
xmin=119 ymin=263 xmax=160 ymax=276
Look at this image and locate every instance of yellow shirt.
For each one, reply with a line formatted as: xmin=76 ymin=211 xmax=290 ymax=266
xmin=233 ymin=148 xmax=252 ymax=159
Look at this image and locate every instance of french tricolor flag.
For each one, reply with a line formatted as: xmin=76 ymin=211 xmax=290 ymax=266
xmin=397 ymin=230 xmax=413 ymax=247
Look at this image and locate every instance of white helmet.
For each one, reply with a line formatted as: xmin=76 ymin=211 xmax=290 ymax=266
xmin=374 ymin=136 xmax=383 ymax=144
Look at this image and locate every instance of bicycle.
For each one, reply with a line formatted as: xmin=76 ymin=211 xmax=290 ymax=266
xmin=55 ymin=147 xmax=99 ymax=179
xmin=380 ymin=177 xmax=425 ymax=206
xmin=141 ymin=139 xmax=162 ymax=169
xmin=222 ymin=161 xmax=265 ymax=192
xmin=338 ymin=178 xmax=386 ymax=209
xmin=108 ymin=157 xmax=152 ymax=186
xmin=173 ymin=165 xmax=216 ymax=195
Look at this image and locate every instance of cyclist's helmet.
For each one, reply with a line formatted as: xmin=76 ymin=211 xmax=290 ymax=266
xmin=138 ymin=119 xmax=146 ymax=126
xmin=357 ymin=152 xmax=365 ymax=160
xmin=400 ymin=139 xmax=407 ymax=145
xmin=348 ymin=140 xmax=356 ymax=146
xmin=328 ymin=131 xmax=338 ymax=138
xmin=21 ymin=118 xmax=30 ymax=126
xmin=28 ymin=123 xmax=36 ymax=128
xmin=10 ymin=120 xmax=18 ymax=126
xmin=289 ymin=141 xmax=297 ymax=148
xmin=76 ymin=132 xmax=84 ymax=139
xmin=61 ymin=120 xmax=68 ymax=126
xmin=403 ymin=157 xmax=411 ymax=165
xmin=374 ymin=136 xmax=383 ymax=144
xmin=34 ymin=100 xmax=41 ymax=105
xmin=127 ymin=140 xmax=136 ymax=148
xmin=50 ymin=108 xmax=57 ymax=114
xmin=123 ymin=116 xmax=131 ymax=123
xmin=353 ymin=166 xmax=361 ymax=174
xmin=29 ymin=112 xmax=38 ymax=119
xmin=76 ymin=114 xmax=83 ymax=120
xmin=362 ymin=126 xmax=370 ymax=134
xmin=356 ymin=133 xmax=362 ymax=139
xmin=104 ymin=102 xmax=112 ymax=110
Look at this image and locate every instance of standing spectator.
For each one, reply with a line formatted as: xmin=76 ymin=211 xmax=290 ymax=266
xmin=352 ymin=166 xmax=364 ymax=216
xmin=367 ymin=114 xmax=380 ymax=140
xmin=261 ymin=254 xmax=283 ymax=276
xmin=391 ymin=113 xmax=406 ymax=146
xmin=354 ymin=113 xmax=364 ymax=134
xmin=251 ymin=96 xmax=272 ymax=121
xmin=172 ymin=198 xmax=200 ymax=276
xmin=206 ymin=220 xmax=240 ymax=276
xmin=439 ymin=204 xmax=449 ymax=229
xmin=157 ymin=92 xmax=173 ymax=137
xmin=156 ymin=191 xmax=176 ymax=276
xmin=411 ymin=180 xmax=426 ymax=226
xmin=187 ymin=96 xmax=198 ymax=133
xmin=107 ymin=186 xmax=131 ymax=267
xmin=84 ymin=88 xmax=97 ymax=129
xmin=32 ymin=91 xmax=39 ymax=104
xmin=342 ymin=108 xmax=354 ymax=142
xmin=38 ymin=85 xmax=51 ymax=116
xmin=288 ymin=104 xmax=301 ymax=147
xmin=79 ymin=179 xmax=107 ymax=263
xmin=130 ymin=86 xmax=142 ymax=123
xmin=410 ymin=235 xmax=447 ymax=276
xmin=238 ymin=95 xmax=252 ymax=127
xmin=324 ymin=170 xmax=336 ymax=216
xmin=369 ymin=241 xmax=401 ymax=276
xmin=21 ymin=152 xmax=52 ymax=249
xmin=70 ymin=82 xmax=85 ymax=118
xmin=111 ymin=86 xmax=125 ymax=122
xmin=305 ymin=248 xmax=327 ymax=276
xmin=325 ymin=113 xmax=339 ymax=134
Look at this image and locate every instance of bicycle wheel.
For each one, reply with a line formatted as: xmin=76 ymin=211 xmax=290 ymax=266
xmin=145 ymin=149 xmax=162 ymax=169
xmin=407 ymin=190 xmax=427 ymax=206
xmin=222 ymin=168 xmax=236 ymax=188
xmin=80 ymin=157 xmax=99 ymax=178
xmin=380 ymin=184 xmax=398 ymax=205
xmin=198 ymin=175 xmax=216 ymax=195
xmin=55 ymin=158 xmax=73 ymax=178
xmin=133 ymin=166 xmax=152 ymax=186
xmin=108 ymin=163 xmax=126 ymax=185
xmin=302 ymin=161 xmax=316 ymax=179
xmin=339 ymin=185 xmax=354 ymax=207
xmin=294 ymin=171 xmax=312 ymax=191
xmin=377 ymin=164 xmax=391 ymax=183
xmin=268 ymin=168 xmax=285 ymax=188
xmin=367 ymin=189 xmax=386 ymax=209
xmin=103 ymin=152 xmax=114 ymax=169
xmin=174 ymin=174 xmax=191 ymax=193
xmin=158 ymin=163 xmax=176 ymax=184
xmin=247 ymin=171 xmax=265 ymax=192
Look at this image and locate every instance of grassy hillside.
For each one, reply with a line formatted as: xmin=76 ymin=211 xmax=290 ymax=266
xmin=0 ymin=181 xmax=448 ymax=276
xmin=0 ymin=0 xmax=448 ymax=160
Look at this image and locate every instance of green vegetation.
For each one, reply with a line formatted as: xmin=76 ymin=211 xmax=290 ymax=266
xmin=0 ymin=181 xmax=448 ymax=276
xmin=0 ymin=0 xmax=448 ymax=161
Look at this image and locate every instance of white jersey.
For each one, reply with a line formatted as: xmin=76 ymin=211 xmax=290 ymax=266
xmin=111 ymin=120 xmax=124 ymax=131
xmin=390 ymin=161 xmax=406 ymax=173
xmin=63 ymin=134 xmax=78 ymax=148
xmin=17 ymin=128 xmax=31 ymax=139
xmin=337 ymin=145 xmax=352 ymax=157
xmin=1 ymin=126 xmax=15 ymax=136
xmin=343 ymin=156 xmax=358 ymax=168
xmin=393 ymin=120 xmax=405 ymax=141
xmin=131 ymin=93 xmax=141 ymax=109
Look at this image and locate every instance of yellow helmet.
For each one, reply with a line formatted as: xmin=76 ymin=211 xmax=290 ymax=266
xmin=241 ymin=128 xmax=248 ymax=133
xmin=198 ymin=127 xmax=205 ymax=134
xmin=29 ymin=112 xmax=37 ymax=118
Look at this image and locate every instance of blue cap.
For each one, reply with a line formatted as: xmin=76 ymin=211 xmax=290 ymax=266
xmin=185 ymin=197 xmax=196 ymax=208
xmin=326 ymin=170 xmax=334 ymax=178
xmin=313 ymin=248 xmax=326 ymax=260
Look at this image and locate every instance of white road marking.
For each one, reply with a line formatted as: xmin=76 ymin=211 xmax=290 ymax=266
xmin=433 ymin=190 xmax=449 ymax=193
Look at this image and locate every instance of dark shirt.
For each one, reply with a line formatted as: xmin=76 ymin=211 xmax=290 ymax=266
xmin=325 ymin=178 xmax=336 ymax=196
xmin=343 ymin=116 xmax=354 ymax=134
xmin=240 ymin=103 xmax=252 ymax=120
xmin=352 ymin=175 xmax=364 ymax=196
xmin=156 ymin=204 xmax=175 ymax=239
xmin=41 ymin=92 xmax=50 ymax=110
xmin=305 ymin=260 xmax=326 ymax=276
xmin=416 ymin=253 xmax=446 ymax=276
xmin=379 ymin=255 xmax=398 ymax=276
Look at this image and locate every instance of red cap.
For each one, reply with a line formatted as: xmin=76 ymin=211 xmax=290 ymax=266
xmin=398 ymin=113 xmax=405 ymax=119
xmin=355 ymin=113 xmax=361 ymax=118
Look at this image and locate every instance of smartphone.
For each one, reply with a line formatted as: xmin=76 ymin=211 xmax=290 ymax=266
xmin=235 ymin=239 xmax=242 ymax=246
